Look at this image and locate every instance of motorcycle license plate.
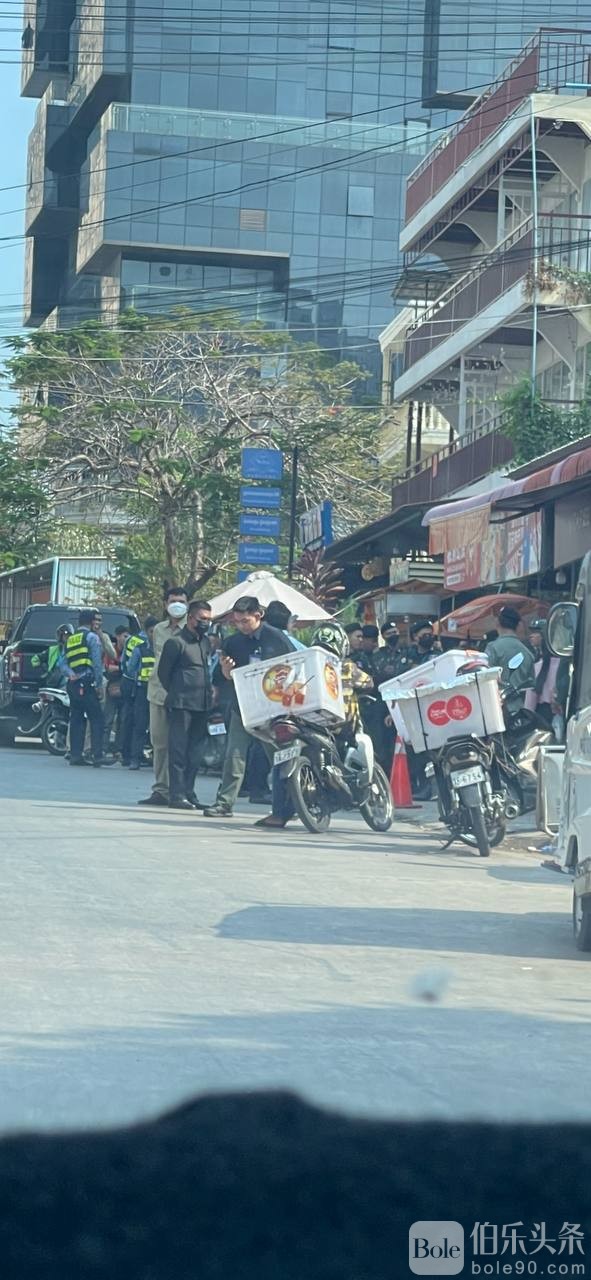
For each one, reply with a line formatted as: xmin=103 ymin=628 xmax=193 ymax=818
xmin=274 ymin=745 xmax=300 ymax=765
xmin=451 ymin=766 xmax=485 ymax=788
xmin=207 ymin=722 xmax=226 ymax=736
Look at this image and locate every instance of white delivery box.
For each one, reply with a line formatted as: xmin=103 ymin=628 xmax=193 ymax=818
xmin=392 ymin=668 xmax=504 ymax=753
xmin=232 ymin=646 xmax=346 ymax=731
xmin=378 ymin=648 xmax=481 ymax=705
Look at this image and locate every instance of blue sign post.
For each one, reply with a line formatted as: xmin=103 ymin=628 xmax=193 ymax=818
xmin=241 ymin=449 xmax=284 ymax=481
xmin=240 ymin=486 xmax=282 ymax=510
xmin=238 ymin=449 xmax=284 ymax=573
xmin=238 ymin=541 xmax=280 ymax=566
xmin=239 ymin=514 xmax=282 ymax=538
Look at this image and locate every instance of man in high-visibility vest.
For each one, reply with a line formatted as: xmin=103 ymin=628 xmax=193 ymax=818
xmin=117 ymin=630 xmax=145 ymax=766
xmin=60 ymin=609 xmax=106 ymax=766
xmin=124 ymin=617 xmax=158 ymax=771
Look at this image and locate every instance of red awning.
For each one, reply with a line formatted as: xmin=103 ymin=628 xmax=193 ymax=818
xmin=424 ymin=443 xmax=591 ymax=553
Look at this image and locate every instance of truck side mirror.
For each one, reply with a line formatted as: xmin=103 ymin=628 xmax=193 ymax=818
xmin=546 ymin=601 xmax=578 ymax=658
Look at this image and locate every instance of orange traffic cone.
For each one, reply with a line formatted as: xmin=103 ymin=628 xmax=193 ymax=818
xmin=390 ymin=736 xmax=419 ymax=808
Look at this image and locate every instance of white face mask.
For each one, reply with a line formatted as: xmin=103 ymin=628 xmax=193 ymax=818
xmin=167 ymin=601 xmax=188 ymax=620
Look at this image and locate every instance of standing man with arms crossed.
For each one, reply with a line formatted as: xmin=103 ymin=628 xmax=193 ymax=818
xmin=138 ymin=586 xmax=188 ymax=807
xmin=157 ymin=600 xmax=212 ymax=810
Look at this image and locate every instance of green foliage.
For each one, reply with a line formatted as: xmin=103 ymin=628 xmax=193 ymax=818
xmin=0 ymin=435 xmax=49 ymax=571
xmin=501 ymin=377 xmax=591 ymax=465
xmin=5 ymin=310 xmax=385 ymax=603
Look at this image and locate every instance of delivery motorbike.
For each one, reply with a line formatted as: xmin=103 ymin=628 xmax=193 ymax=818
xmin=400 ymin=659 xmax=507 ymax=857
xmin=264 ymin=715 xmax=394 ymax=834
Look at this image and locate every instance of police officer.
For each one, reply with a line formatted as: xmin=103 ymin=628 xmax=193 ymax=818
xmin=125 ymin=616 xmax=158 ymax=771
xmin=407 ymin=619 xmax=440 ymax=667
xmin=118 ymin=630 xmax=144 ymax=765
xmin=60 ymin=609 xmax=106 ymax=766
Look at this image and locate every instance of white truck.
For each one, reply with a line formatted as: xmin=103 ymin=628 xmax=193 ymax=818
xmin=540 ymin=551 xmax=591 ymax=949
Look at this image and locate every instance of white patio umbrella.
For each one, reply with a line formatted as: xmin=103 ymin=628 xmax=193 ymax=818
xmin=208 ymin=570 xmax=331 ymax=623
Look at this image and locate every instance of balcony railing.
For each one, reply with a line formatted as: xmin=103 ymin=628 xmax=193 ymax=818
xmin=391 ymin=422 xmax=514 ymax=510
xmin=405 ymin=28 xmax=591 ymax=223
xmin=403 ymin=213 xmax=591 ymax=373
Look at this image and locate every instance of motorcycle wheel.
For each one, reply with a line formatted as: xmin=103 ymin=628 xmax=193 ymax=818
xmin=468 ymin=804 xmax=491 ymax=857
xmin=41 ymin=716 xmax=68 ymax=757
xmin=359 ymin=764 xmax=394 ymax=832
xmin=289 ymin=755 xmax=331 ymax=834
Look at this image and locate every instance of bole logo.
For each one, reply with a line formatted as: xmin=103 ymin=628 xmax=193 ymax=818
xmin=409 ymin=1221 xmax=464 ymax=1275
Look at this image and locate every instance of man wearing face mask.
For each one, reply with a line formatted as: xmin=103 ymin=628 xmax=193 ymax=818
xmin=138 ymin=586 xmax=189 ymax=807
xmin=157 ymin=600 xmax=212 ymax=810
xmin=407 ymin=619 xmax=440 ymax=667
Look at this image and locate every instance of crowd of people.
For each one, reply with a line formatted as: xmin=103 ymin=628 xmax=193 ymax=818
xmin=45 ymin=591 xmax=564 ymax=817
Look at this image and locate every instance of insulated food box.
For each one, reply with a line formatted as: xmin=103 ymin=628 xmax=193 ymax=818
xmin=378 ymin=648 xmax=481 ymax=706
xmin=390 ymin=668 xmax=504 ymax=753
xmin=232 ymin=646 xmax=346 ymax=731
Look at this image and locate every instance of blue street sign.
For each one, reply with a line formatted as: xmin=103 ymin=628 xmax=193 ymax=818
xmin=241 ymin=448 xmax=284 ymax=481
xmin=238 ymin=541 xmax=280 ymax=566
xmin=236 ymin=570 xmax=251 ymax=583
xmin=240 ymin=485 xmax=282 ymax=509
xmin=239 ymin=513 xmax=281 ymax=538
xmin=300 ymin=499 xmax=334 ymax=550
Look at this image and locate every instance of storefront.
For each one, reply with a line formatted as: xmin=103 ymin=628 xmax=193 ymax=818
xmin=424 ymin=440 xmax=591 ymax=599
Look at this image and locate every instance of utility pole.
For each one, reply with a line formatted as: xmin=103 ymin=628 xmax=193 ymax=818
xmin=287 ymin=444 xmax=299 ymax=579
xmin=530 ymin=94 xmax=539 ymax=405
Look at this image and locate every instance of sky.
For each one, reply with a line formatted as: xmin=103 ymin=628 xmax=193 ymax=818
xmin=0 ymin=24 xmax=35 ymax=412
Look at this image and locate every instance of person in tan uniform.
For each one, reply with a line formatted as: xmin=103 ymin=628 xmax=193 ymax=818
xmin=137 ymin=586 xmax=188 ymax=806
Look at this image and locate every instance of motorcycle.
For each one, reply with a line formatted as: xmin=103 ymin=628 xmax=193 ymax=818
xmin=262 ymin=715 xmax=394 ymax=834
xmin=31 ymin=686 xmax=70 ymax=756
xmin=495 ymin=652 xmax=553 ymax=816
xmin=428 ymin=735 xmax=506 ymax=858
xmin=418 ymin=659 xmax=507 ymax=857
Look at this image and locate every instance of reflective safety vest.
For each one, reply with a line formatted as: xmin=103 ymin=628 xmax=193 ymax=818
xmin=122 ymin=633 xmax=143 ymax=676
xmin=65 ymin=630 xmax=93 ymax=673
xmin=139 ymin=647 xmax=155 ymax=683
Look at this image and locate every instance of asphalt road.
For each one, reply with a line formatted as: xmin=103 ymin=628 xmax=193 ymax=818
xmin=0 ymin=741 xmax=588 ymax=1133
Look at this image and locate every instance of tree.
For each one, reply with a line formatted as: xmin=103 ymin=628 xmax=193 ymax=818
xmin=293 ymin=549 xmax=346 ymax=611
xmin=501 ymin=377 xmax=591 ymax=465
xmin=7 ymin=311 xmax=384 ymax=591
xmin=0 ymin=434 xmax=49 ymax=570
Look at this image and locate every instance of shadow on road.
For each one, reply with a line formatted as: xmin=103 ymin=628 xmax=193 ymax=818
xmin=216 ymin=903 xmax=585 ymax=960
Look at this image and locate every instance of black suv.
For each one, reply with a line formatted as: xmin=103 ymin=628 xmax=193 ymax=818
xmin=0 ymin=604 xmax=141 ymax=746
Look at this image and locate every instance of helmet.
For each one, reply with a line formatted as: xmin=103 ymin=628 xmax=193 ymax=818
xmin=57 ymin=623 xmax=74 ymax=639
xmin=311 ymin=622 xmax=349 ymax=660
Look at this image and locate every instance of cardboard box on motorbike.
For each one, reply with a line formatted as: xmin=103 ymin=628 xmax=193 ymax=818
xmin=232 ymin=647 xmax=346 ymax=732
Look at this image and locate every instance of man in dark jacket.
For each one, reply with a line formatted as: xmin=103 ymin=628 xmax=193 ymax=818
xmin=157 ymin=600 xmax=212 ymax=811
xmin=204 ymin=596 xmax=295 ymax=817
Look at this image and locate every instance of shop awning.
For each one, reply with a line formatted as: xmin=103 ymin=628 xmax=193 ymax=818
xmin=326 ymin=501 xmax=443 ymax=565
xmin=424 ymin=443 xmax=591 ymax=553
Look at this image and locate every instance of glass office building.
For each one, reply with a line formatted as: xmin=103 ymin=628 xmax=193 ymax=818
xmin=22 ymin=0 xmax=591 ymax=383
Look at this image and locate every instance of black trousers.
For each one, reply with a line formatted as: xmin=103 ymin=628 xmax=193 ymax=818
xmin=168 ymin=708 xmax=208 ymax=802
xmin=130 ymin=685 xmax=150 ymax=766
xmin=117 ymin=682 xmax=135 ymax=764
xmin=69 ymin=683 xmax=104 ymax=762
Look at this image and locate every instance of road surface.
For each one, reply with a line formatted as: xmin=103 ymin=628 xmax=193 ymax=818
xmin=0 ymin=742 xmax=589 ymax=1133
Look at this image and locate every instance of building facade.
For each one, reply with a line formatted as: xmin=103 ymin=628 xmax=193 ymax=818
xmin=21 ymin=2 xmax=591 ymax=384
